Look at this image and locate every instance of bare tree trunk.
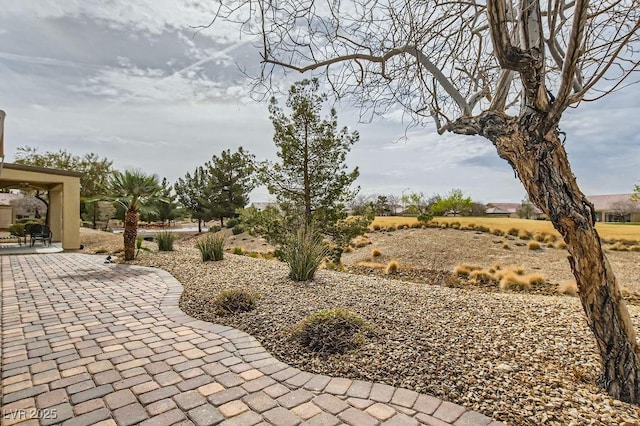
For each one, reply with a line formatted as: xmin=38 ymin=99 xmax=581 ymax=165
xmin=452 ymin=111 xmax=640 ymax=402
xmin=123 ymin=209 xmax=138 ymax=261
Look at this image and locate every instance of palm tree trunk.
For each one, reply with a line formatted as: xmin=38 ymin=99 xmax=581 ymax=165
xmin=123 ymin=209 xmax=138 ymax=261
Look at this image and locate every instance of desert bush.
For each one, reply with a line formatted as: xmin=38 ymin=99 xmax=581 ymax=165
xmin=475 ymin=225 xmax=490 ymax=233
xmin=469 ymin=269 xmax=494 ymax=285
xmin=439 ymin=223 xmax=449 ymax=229
xmin=232 ymin=246 xmax=244 ymax=255
xmin=155 ymin=230 xmax=176 ymax=251
xmin=292 ymin=308 xmax=373 ymax=354
xmin=281 ymin=226 xmax=328 ymax=281
xmin=343 ymin=246 xmax=353 ymax=253
xmin=209 ymin=225 xmax=222 ymax=232
xmin=196 ymin=232 xmax=225 ymax=261
xmin=372 ymin=224 xmax=381 ymax=231
xmin=609 ymin=242 xmax=630 ymax=251
xmin=247 ymin=251 xmax=261 ymax=259
xmin=528 ymin=241 xmax=542 ymax=250
xmin=371 ymin=247 xmax=382 ymax=257
xmin=212 ymin=289 xmax=258 ymax=315
xmin=355 ymin=261 xmax=386 ymax=269
xmin=453 ymin=263 xmax=482 ymax=277
xmin=507 ymin=227 xmax=519 ymax=236
xmin=499 ymin=272 xmax=532 ymax=291
xmin=8 ymin=223 xmax=25 ymax=237
xmin=518 ymin=230 xmax=532 ymax=240
xmin=225 ymin=218 xmax=240 ymax=229
xmin=410 ymin=222 xmax=422 ymax=229
xmin=526 ymin=273 xmax=546 ymax=285
xmin=385 ymin=260 xmax=399 ymax=274
xmin=450 ymin=221 xmax=461 ymax=229
xmin=351 ymin=236 xmax=371 ymax=248
xmin=417 ymin=213 xmax=433 ymax=223
xmin=558 ymin=280 xmax=579 ymax=296
xmin=502 ymin=243 xmax=511 ymax=250
xmin=232 ymin=225 xmax=245 ymax=235
xmin=543 ymin=234 xmax=558 ymax=243
xmin=386 ymin=225 xmax=397 ymax=232
xmin=492 ymin=229 xmax=504 ymax=236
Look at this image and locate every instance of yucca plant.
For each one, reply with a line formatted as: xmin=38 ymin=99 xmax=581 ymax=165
xmin=281 ymin=226 xmax=328 ymax=281
xmin=196 ymin=232 xmax=226 ymax=261
xmin=156 ymin=230 xmax=176 ymax=251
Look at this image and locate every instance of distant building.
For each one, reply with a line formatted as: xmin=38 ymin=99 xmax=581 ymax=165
xmin=485 ymin=202 xmax=544 ymax=219
xmin=485 ymin=194 xmax=640 ymax=222
xmin=588 ymin=194 xmax=640 ymax=222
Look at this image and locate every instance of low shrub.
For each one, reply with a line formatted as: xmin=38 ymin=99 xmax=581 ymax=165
xmin=385 ymin=260 xmax=399 ymax=274
xmin=518 ymin=230 xmax=532 ymax=240
xmin=502 ymin=243 xmax=511 ymax=250
xmin=547 ymin=243 xmax=555 ymax=248
xmin=155 ymin=230 xmax=176 ymax=251
xmin=386 ymin=226 xmax=397 ymax=232
xmin=558 ymin=280 xmax=578 ymax=296
xmin=526 ymin=273 xmax=546 ymax=285
xmin=507 ymin=227 xmax=519 ymax=236
xmin=247 ymin=251 xmax=261 ymax=259
xmin=410 ymin=222 xmax=422 ymax=229
xmin=225 ymin=218 xmax=240 ymax=229
xmin=212 ymin=289 xmax=259 ymax=315
xmin=499 ymin=272 xmax=531 ymax=291
xmin=533 ymin=233 xmax=546 ymax=242
xmin=371 ymin=247 xmax=382 ymax=257
xmin=355 ymin=261 xmax=386 ymax=269
xmin=209 ymin=225 xmax=222 ymax=232
xmin=475 ymin=225 xmax=490 ymax=233
xmin=281 ymin=226 xmax=328 ymax=281
xmin=232 ymin=246 xmax=244 ymax=255
xmin=450 ymin=221 xmax=461 ymax=229
xmin=469 ymin=269 xmax=494 ymax=285
xmin=372 ymin=224 xmax=381 ymax=231
xmin=196 ymin=232 xmax=225 ymax=261
xmin=492 ymin=229 xmax=505 ymax=236
xmin=543 ymin=234 xmax=558 ymax=243
xmin=453 ymin=263 xmax=482 ymax=277
xmin=232 ymin=225 xmax=245 ymax=235
xmin=8 ymin=223 xmax=25 ymax=237
xmin=417 ymin=213 xmax=433 ymax=223
xmin=292 ymin=308 xmax=373 ymax=354
xmin=528 ymin=241 xmax=541 ymax=250
xmin=439 ymin=223 xmax=449 ymax=229
xmin=631 ymin=245 xmax=640 ymax=252
xmin=488 ymin=263 xmax=502 ymax=274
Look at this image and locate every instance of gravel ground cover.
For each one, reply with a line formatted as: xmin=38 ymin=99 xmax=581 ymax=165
xmin=133 ymin=247 xmax=640 ymax=426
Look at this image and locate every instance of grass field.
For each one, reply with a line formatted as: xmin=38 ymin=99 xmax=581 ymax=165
xmin=370 ymin=216 xmax=640 ymax=241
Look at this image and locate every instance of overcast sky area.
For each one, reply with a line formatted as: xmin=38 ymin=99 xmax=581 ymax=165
xmin=1 ymin=1 xmax=638 ymax=204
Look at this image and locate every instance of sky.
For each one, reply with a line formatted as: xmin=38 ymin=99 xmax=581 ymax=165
xmin=0 ymin=1 xmax=638 ymax=204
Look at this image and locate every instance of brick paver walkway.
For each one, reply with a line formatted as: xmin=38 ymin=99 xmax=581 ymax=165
xmin=1 ymin=254 xmax=504 ymax=426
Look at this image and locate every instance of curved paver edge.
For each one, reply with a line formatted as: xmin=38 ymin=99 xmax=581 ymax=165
xmin=129 ymin=263 xmax=505 ymax=426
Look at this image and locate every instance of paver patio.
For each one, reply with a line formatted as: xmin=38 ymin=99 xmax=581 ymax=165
xmin=1 ymin=254 xmax=504 ymax=425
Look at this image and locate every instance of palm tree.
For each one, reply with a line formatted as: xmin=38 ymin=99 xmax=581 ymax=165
xmin=109 ymin=169 xmax=163 ymax=261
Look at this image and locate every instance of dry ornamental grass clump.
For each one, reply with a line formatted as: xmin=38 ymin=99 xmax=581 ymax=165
xmin=385 ymin=259 xmax=399 ymax=275
xmin=212 ymin=289 xmax=259 ymax=315
xmin=291 ymin=308 xmax=374 ymax=354
xmin=453 ymin=263 xmax=482 ymax=277
xmin=558 ymin=280 xmax=579 ymax=296
xmin=371 ymin=247 xmax=382 ymax=257
xmin=528 ymin=241 xmax=542 ymax=250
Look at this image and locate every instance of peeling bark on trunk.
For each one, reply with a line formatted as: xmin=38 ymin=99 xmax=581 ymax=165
xmin=123 ymin=209 xmax=138 ymax=261
xmin=450 ymin=111 xmax=640 ymax=403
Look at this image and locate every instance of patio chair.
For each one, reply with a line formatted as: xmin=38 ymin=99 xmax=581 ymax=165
xmin=30 ymin=224 xmax=52 ymax=247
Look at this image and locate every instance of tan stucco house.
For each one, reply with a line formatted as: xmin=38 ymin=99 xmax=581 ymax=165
xmin=0 ymin=163 xmax=82 ymax=249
